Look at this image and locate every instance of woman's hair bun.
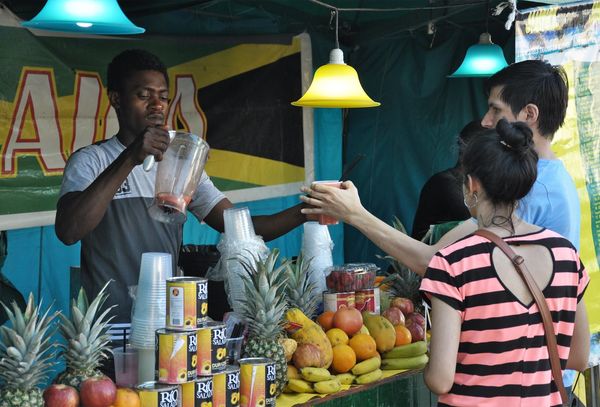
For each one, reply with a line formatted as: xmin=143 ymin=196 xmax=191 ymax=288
xmin=496 ymin=118 xmax=534 ymax=154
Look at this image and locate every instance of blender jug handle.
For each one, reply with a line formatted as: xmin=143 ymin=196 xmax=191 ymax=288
xmin=143 ymin=130 xmax=177 ymax=171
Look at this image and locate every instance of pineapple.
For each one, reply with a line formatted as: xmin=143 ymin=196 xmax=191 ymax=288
xmin=0 ymin=293 xmax=59 ymax=407
xmin=56 ymin=282 xmax=115 ymax=388
xmin=377 ymin=218 xmax=424 ymax=313
xmin=284 ymin=254 xmax=319 ymax=319
xmin=237 ymin=249 xmax=290 ymax=397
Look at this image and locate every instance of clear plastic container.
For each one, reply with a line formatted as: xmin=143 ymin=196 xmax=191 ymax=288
xmin=148 ymin=132 xmax=209 ymax=224
xmin=325 ymin=263 xmax=378 ymax=292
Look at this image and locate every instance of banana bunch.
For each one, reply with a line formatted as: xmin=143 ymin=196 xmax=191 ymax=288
xmin=286 ymin=368 xmax=343 ymax=395
xmin=381 ymin=341 xmax=429 ymax=370
xmin=350 ymin=356 xmax=382 ymax=384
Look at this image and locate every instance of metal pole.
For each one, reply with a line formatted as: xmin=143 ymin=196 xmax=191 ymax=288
xmin=585 ymin=365 xmax=600 ymax=407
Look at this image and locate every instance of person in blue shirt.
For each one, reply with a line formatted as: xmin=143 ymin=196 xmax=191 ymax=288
xmin=481 ymin=60 xmax=579 ymax=249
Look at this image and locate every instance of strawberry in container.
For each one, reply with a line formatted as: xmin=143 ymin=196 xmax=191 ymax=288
xmin=325 ymin=263 xmax=378 ymax=292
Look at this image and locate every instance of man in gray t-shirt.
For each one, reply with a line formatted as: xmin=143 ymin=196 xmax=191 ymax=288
xmin=56 ymin=49 xmax=307 ymax=324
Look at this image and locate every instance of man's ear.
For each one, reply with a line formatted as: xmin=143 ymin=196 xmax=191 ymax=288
xmin=522 ymin=103 xmax=539 ymax=126
xmin=108 ymin=90 xmax=120 ymax=111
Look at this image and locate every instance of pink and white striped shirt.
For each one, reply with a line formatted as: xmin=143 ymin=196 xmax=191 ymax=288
xmin=421 ymin=229 xmax=589 ymax=407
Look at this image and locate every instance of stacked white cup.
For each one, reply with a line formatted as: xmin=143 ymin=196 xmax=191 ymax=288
xmin=223 ymin=207 xmax=257 ymax=242
xmin=129 ymin=252 xmax=172 ymax=383
xmin=220 ymin=207 xmax=268 ymax=314
xmin=301 ymin=222 xmax=334 ymax=300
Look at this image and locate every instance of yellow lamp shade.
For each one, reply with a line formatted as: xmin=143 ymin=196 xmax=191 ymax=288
xmin=292 ymin=49 xmax=380 ymax=108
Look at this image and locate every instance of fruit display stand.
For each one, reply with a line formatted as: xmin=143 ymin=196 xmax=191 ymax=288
xmin=277 ymin=368 xmax=435 ymax=407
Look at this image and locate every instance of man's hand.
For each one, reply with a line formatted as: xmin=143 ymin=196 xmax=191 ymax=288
xmin=128 ymin=126 xmax=171 ymax=165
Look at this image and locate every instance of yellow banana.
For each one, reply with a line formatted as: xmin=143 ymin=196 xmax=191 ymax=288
xmin=351 ymin=356 xmax=381 ymax=376
xmin=383 ymin=341 xmax=427 ymax=359
xmin=287 ymin=379 xmax=314 ymax=393
xmin=355 ymin=368 xmax=383 ymax=385
xmin=314 ymin=379 xmax=341 ymax=394
xmin=301 ymin=367 xmax=332 ymax=382
xmin=287 ymin=365 xmax=301 ymax=380
xmin=381 ymin=354 xmax=429 ymax=370
xmin=335 ymin=373 xmax=356 ymax=385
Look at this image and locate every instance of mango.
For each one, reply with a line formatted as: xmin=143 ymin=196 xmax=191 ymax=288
xmin=361 ymin=312 xmax=396 ymax=353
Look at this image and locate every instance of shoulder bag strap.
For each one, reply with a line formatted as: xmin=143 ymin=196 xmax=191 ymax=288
xmin=474 ymin=229 xmax=569 ymax=406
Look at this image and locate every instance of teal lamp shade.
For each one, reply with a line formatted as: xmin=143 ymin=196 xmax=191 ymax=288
xmin=21 ymin=0 xmax=145 ymax=35
xmin=449 ymin=33 xmax=508 ymax=78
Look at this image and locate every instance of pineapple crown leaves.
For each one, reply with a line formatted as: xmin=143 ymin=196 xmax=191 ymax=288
xmin=283 ymin=253 xmax=319 ymax=318
xmin=237 ymin=249 xmax=290 ymax=339
xmin=58 ymin=281 xmax=116 ymax=369
xmin=375 ymin=217 xmax=416 ymax=278
xmin=0 ymin=293 xmax=59 ymax=389
xmin=375 ymin=217 xmax=424 ymax=310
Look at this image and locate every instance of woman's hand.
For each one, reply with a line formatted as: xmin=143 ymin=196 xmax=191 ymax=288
xmin=299 ymin=180 xmax=365 ymax=225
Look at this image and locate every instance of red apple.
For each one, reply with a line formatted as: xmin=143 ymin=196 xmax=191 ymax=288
xmin=390 ymin=297 xmax=414 ymax=315
xmin=79 ymin=375 xmax=117 ymax=407
xmin=405 ymin=312 xmax=425 ymax=328
xmin=406 ymin=321 xmax=425 ymax=342
xmin=43 ymin=384 xmax=79 ymax=407
xmin=405 ymin=312 xmax=426 ymax=342
xmin=382 ymin=307 xmax=405 ymax=326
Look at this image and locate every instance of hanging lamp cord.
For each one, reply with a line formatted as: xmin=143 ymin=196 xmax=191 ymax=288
xmin=485 ymin=0 xmax=490 ymax=33
xmin=334 ymin=9 xmax=339 ymax=49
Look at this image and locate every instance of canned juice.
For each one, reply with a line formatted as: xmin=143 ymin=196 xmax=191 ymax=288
xmin=167 ymin=277 xmax=209 ymax=330
xmin=181 ymin=376 xmax=212 ymax=407
xmin=355 ymin=288 xmax=381 ymax=314
xmin=239 ymin=358 xmax=276 ymax=407
xmin=323 ymin=291 xmax=355 ymax=312
xmin=137 ymin=382 xmax=179 ymax=407
xmin=213 ymin=365 xmax=241 ymax=407
xmin=156 ymin=329 xmax=197 ymax=384
xmin=197 ymin=322 xmax=227 ymax=376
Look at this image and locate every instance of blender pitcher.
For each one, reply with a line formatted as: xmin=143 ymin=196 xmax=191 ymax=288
xmin=148 ymin=131 xmax=209 ymax=224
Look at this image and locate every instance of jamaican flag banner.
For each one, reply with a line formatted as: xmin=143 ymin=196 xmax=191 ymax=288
xmin=0 ymin=27 xmax=312 ymax=229
xmin=516 ymin=1 xmax=600 ymax=334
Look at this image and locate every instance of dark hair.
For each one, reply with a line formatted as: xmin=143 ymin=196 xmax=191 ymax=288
xmin=457 ymin=120 xmax=486 ymax=161
xmin=462 ymin=119 xmax=538 ymax=208
xmin=484 ymin=60 xmax=568 ymax=139
xmin=107 ymin=49 xmax=168 ymax=92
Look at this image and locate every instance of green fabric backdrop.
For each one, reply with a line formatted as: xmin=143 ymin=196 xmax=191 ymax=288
xmin=342 ymin=30 xmax=514 ymax=267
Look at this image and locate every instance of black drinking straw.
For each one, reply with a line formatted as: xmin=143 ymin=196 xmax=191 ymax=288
xmin=122 ymin=328 xmax=127 ymax=373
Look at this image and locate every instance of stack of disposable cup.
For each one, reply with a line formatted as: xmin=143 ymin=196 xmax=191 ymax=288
xmin=223 ymin=207 xmax=256 ymax=242
xmin=301 ymin=222 xmax=334 ymax=300
xmin=220 ymin=207 xmax=268 ymax=314
xmin=129 ymin=252 xmax=172 ymax=383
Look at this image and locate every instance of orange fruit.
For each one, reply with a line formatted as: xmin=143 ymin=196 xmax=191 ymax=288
xmin=348 ymin=333 xmax=378 ymax=361
xmin=317 ymin=311 xmax=335 ymax=331
xmin=331 ymin=344 xmax=356 ymax=373
xmin=394 ymin=325 xmax=412 ymax=346
xmin=112 ymin=387 xmax=141 ymax=407
xmin=326 ymin=328 xmax=349 ymax=346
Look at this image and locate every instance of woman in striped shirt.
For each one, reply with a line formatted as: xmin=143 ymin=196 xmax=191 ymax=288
xmin=421 ymin=119 xmax=590 ymax=406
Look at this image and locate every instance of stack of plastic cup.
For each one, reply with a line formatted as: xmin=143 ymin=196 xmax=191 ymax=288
xmin=301 ymin=222 xmax=334 ymax=299
xmin=220 ymin=206 xmax=269 ymax=313
xmin=129 ymin=252 xmax=172 ymax=383
xmin=223 ymin=207 xmax=256 ymax=242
